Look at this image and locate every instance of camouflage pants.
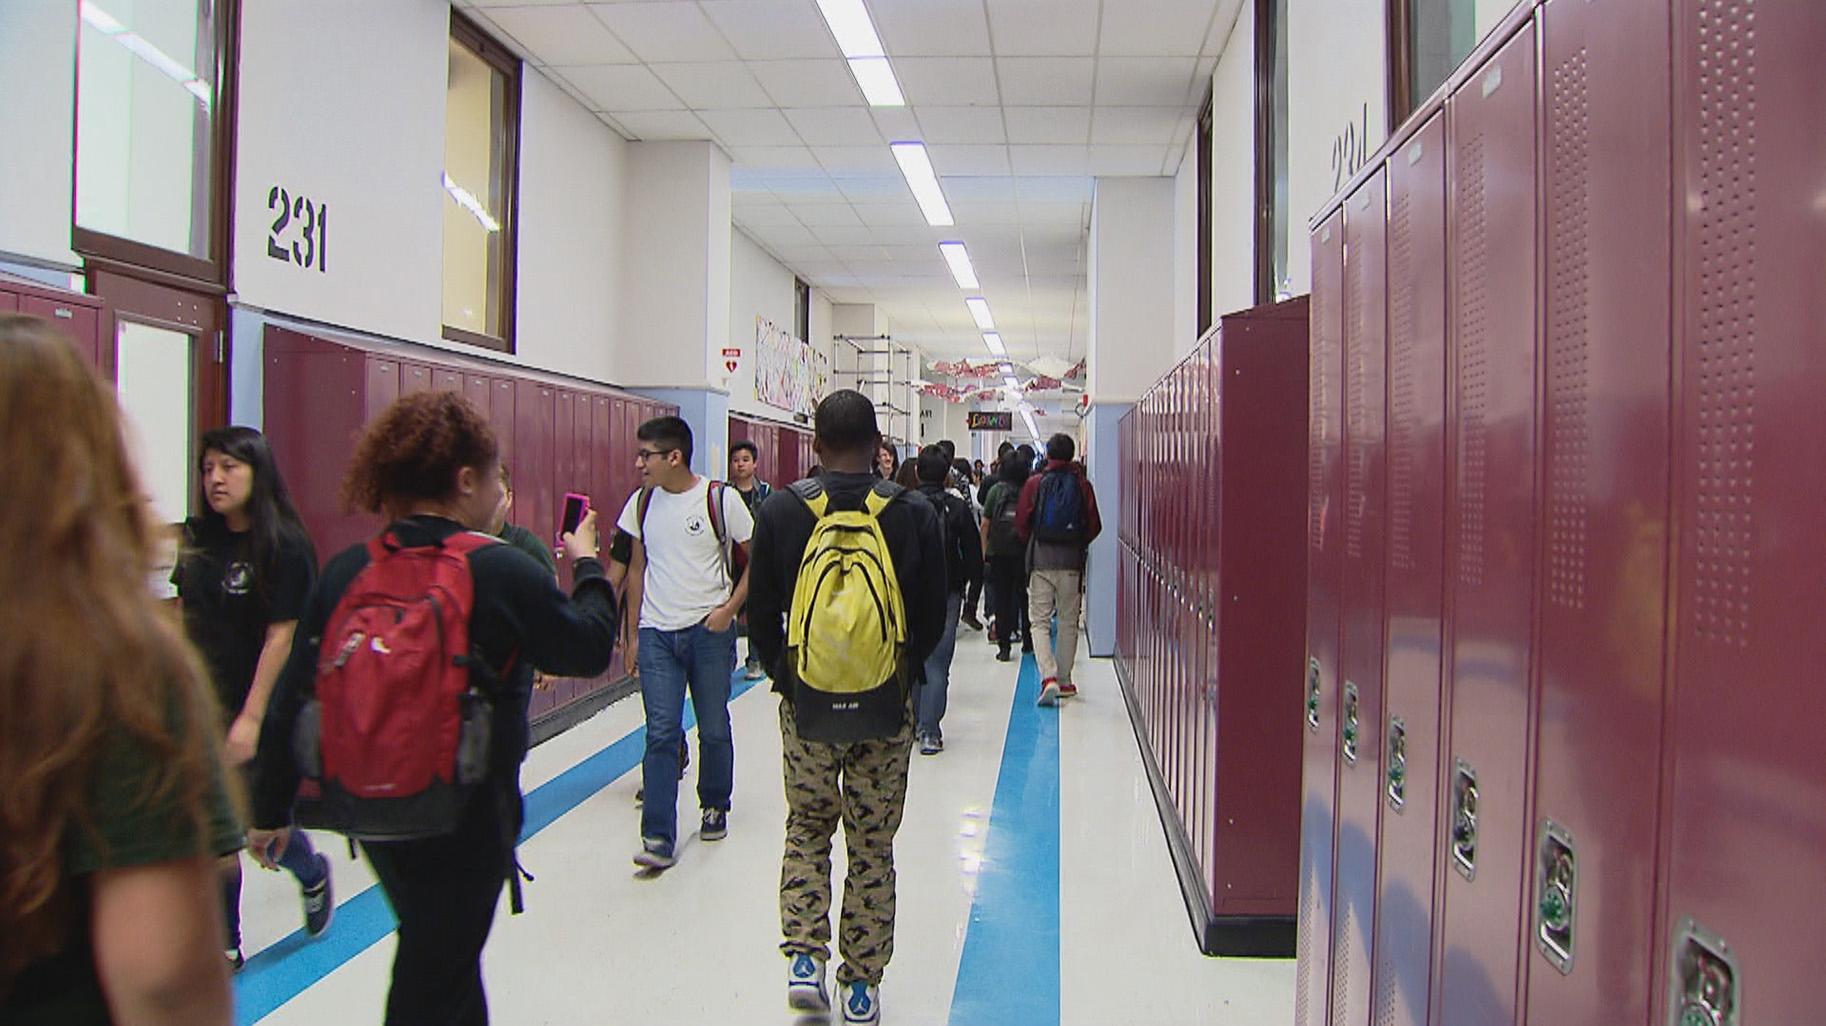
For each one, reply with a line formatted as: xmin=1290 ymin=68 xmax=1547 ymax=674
xmin=777 ymin=700 xmax=914 ymax=985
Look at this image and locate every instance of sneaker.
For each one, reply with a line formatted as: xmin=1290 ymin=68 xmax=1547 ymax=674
xmin=745 ymin=657 xmax=766 ymax=681
xmin=633 ymin=838 xmax=676 ymax=870
xmin=1038 ymin=677 xmax=1061 ymax=706
xmin=1058 ymin=681 xmax=1079 ymax=700
xmin=996 ymin=648 xmax=1012 ymax=663
xmin=961 ymin=611 xmax=984 ymax=631
xmin=920 ymin=735 xmax=944 ymax=756
xmin=301 ymin=854 xmax=334 ymax=937
xmin=787 ymin=953 xmax=831 ymax=1012
xmin=634 ymin=786 xmax=644 ymax=806
xmin=225 ymin=948 xmax=245 ymax=973
xmin=701 ymin=808 xmax=728 ymax=841
xmin=841 ymin=980 xmax=881 ymax=1025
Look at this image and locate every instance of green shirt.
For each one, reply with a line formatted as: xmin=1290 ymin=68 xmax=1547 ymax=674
xmin=983 ymin=481 xmax=1021 ymax=557
xmin=499 ymin=523 xmax=559 ymax=577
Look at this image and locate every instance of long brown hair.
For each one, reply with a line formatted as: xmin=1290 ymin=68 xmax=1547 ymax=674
xmin=0 ymin=315 xmax=227 ymax=987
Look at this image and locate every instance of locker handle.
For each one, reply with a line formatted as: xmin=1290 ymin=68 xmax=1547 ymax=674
xmin=1450 ymin=759 xmax=1478 ymax=881
xmin=1305 ymin=657 xmax=1322 ymax=731
xmin=1668 ymin=920 xmax=1737 ymax=1026
xmin=1535 ymin=821 xmax=1576 ymax=975
xmin=52 ymin=307 xmax=74 ymax=319
xmin=1385 ymin=716 xmax=1407 ymax=810
xmin=1341 ymin=681 xmax=1361 ymax=764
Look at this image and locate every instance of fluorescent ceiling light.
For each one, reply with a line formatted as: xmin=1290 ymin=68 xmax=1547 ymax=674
xmin=1019 ymin=405 xmax=1040 ymax=437
xmin=1003 ymin=376 xmax=1021 ymax=390
xmin=815 ymin=0 xmax=886 ymax=58
xmin=998 ymin=362 xmax=1015 ymax=373
xmin=443 ymin=173 xmax=502 ymax=233
xmin=891 ymin=142 xmax=954 ymax=227
xmin=83 ymin=1 xmax=213 ymax=106
xmin=982 ymin=332 xmax=1006 ymax=356
xmin=965 ymin=297 xmax=995 ymax=331
xmin=80 ymin=1 xmax=125 ymax=34
xmin=939 ymin=241 xmax=979 ymax=289
xmin=847 ymin=57 xmax=905 ymax=107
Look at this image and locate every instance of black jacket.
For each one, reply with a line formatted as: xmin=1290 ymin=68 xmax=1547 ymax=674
xmin=251 ymin=516 xmax=619 ymax=829
xmin=916 ymin=482 xmax=984 ymax=594
xmin=747 ymin=472 xmax=947 ymax=699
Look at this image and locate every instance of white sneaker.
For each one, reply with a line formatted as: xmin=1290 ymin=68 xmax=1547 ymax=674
xmin=1037 ymin=678 xmax=1061 ymax=706
xmin=840 ymin=980 xmax=880 ymax=1024
xmin=787 ymin=953 xmax=830 ymax=1012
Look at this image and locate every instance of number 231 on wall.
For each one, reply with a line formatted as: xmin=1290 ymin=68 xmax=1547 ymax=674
xmin=267 ymin=186 xmax=327 ymax=272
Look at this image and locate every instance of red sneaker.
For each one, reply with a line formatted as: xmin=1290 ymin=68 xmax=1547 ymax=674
xmin=1058 ymin=681 xmax=1079 ymax=699
xmin=1037 ymin=677 xmax=1061 ymax=707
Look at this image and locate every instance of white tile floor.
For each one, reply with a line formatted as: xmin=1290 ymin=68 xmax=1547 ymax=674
xmin=235 ymin=627 xmax=1293 ymax=1025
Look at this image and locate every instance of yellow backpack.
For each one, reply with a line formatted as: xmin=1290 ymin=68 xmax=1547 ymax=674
xmin=785 ymin=479 xmax=909 ymax=742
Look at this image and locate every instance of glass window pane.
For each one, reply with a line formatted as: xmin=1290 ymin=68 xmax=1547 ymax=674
xmin=443 ymin=36 xmax=509 ymax=341
xmin=115 ymin=321 xmax=196 ymax=525
xmin=1410 ymin=0 xmax=1499 ymax=104
xmin=75 ymin=0 xmax=215 ymax=258
xmin=1271 ymin=0 xmax=1291 ymax=301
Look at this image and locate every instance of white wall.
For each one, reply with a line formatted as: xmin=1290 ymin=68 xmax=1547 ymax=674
xmin=620 ymin=140 xmax=728 ymax=390
xmin=1088 ymin=178 xmax=1177 ymax=405
xmin=0 ymin=3 xmax=78 ymax=268
xmin=1286 ymin=0 xmax=1388 ymax=293
xmin=1172 ymin=135 xmax=1199 ymax=358
xmin=727 ymin=227 xmax=796 ymax=418
xmin=1209 ymin=0 xmax=1257 ymax=318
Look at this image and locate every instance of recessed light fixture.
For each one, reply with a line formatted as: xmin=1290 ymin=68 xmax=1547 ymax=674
xmin=1003 ymin=376 xmax=1022 ymax=390
xmin=939 ymin=241 xmax=979 ymax=289
xmin=965 ymin=297 xmax=995 ymax=331
xmin=982 ymin=332 xmax=1006 ymax=356
xmin=815 ymin=0 xmax=906 ymax=108
xmin=998 ymin=362 xmax=1014 ymax=374
xmin=1021 ymin=407 xmax=1040 ymax=438
xmin=847 ymin=57 xmax=905 ymax=106
xmin=891 ymin=142 xmax=954 ymax=227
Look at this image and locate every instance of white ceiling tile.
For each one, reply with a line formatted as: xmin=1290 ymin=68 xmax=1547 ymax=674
xmin=893 ymin=58 xmax=1000 ymax=107
xmin=560 ymin=64 xmax=683 ymax=110
xmin=914 ymin=106 xmax=1008 ymax=144
xmin=1094 ymin=57 xmax=1200 ymax=106
xmin=751 ymin=223 xmax=820 ymax=247
xmin=949 ymin=200 xmax=1023 ymax=224
xmin=651 ymin=62 xmax=774 ymax=108
xmin=985 ymin=0 xmax=1100 ymax=56
xmin=610 ymin=109 xmax=713 ymax=139
xmin=699 ymin=1 xmax=838 ymax=60
xmin=853 ymin=202 xmax=929 ymax=226
xmin=1009 ymin=144 xmax=1089 ymax=175
xmin=870 ymin=106 xmax=922 ymax=142
xmin=832 ymin=173 xmax=912 ymax=201
xmin=782 ymin=107 xmax=882 ymax=146
xmin=1088 ymin=144 xmax=1172 ymax=174
xmin=995 ymin=57 xmax=1095 ymax=105
xmin=1098 ymin=0 xmax=1218 ymax=57
xmin=586 ymin=3 xmax=736 ymax=63
xmin=868 ymin=0 xmax=993 ymax=56
xmin=828 ymin=244 xmax=891 ymax=262
xmin=732 ymin=203 xmax=803 ymax=226
xmin=792 ymin=204 xmax=864 ymax=227
xmin=1003 ymin=106 xmax=1091 ymax=144
xmin=1013 ymin=176 xmax=1091 ymax=202
xmin=697 ymin=107 xmax=801 ymax=145
xmin=766 ymin=173 xmax=841 ymax=201
xmin=731 ymin=145 xmax=824 ymax=169
xmin=1090 ymin=106 xmax=1188 ymax=145
xmin=943 ymin=176 xmax=1018 ymax=201
xmin=813 ymin=146 xmax=899 ymax=173
xmin=811 ymin=224 xmax=882 ymax=246
xmin=484 ymin=5 xmax=637 ymax=65
xmin=926 ymin=144 xmax=1011 ymax=175
xmin=1204 ymin=0 xmax=1247 ymax=55
xmin=750 ymin=59 xmax=861 ymax=107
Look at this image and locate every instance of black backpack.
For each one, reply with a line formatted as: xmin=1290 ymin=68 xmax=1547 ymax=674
xmin=988 ymin=490 xmax=1022 ymax=553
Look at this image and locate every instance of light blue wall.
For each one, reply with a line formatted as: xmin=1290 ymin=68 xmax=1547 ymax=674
xmin=1084 ymin=400 xmax=1132 ymax=658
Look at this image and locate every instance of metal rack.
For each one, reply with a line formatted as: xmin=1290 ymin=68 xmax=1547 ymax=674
xmin=832 ymin=333 xmax=917 ymax=448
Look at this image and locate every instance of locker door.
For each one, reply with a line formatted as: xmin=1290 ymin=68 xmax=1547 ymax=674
xmin=593 ymin=396 xmax=614 ymax=510
xmin=434 ymin=367 xmax=462 ymax=394
xmin=20 ymin=296 xmax=100 ymax=370
xmin=1298 ymin=209 xmax=1347 ymax=1026
xmin=400 ymin=362 xmax=433 ymax=395
xmin=463 ymin=373 xmax=492 ymax=416
xmin=1436 ymin=23 xmax=1541 ymax=1026
xmin=1654 ymin=4 xmax=1826 ymax=1025
xmin=1371 ymin=111 xmax=1450 ymax=1026
xmin=1332 ymin=167 xmax=1390 ymax=1026
xmin=365 ymin=357 xmax=401 ymax=420
xmin=514 ymin=382 xmax=555 ymax=551
xmin=553 ymin=392 xmax=577 ymax=538
xmin=0 ymin=287 xmax=16 ymax=311
xmin=610 ymin=397 xmax=633 ymax=512
xmin=1524 ymin=0 xmax=1673 ymax=1021
xmin=491 ymin=379 xmax=516 ymax=472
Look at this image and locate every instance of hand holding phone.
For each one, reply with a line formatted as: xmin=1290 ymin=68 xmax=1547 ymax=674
xmin=561 ymin=509 xmax=599 ymax=564
xmin=558 ymin=493 xmax=590 ymax=548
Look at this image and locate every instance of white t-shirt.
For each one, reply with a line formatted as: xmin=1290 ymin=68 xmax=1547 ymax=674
xmin=618 ymin=477 xmax=755 ymax=631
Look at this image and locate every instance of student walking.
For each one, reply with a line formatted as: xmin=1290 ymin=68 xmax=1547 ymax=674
xmin=618 ymin=416 xmax=753 ymax=870
xmin=949 ymin=455 xmax=985 ymax=631
xmin=172 ymin=427 xmax=332 ymax=969
xmin=248 ymin=390 xmax=619 ymax=1026
xmin=1017 ymin=433 xmax=1103 ymax=706
xmin=747 ymin=390 xmax=946 ymax=1025
xmin=982 ymin=445 xmax=1035 ymax=662
xmin=0 ymin=316 xmax=241 ymax=1026
xmin=730 ymin=440 xmax=773 ymax=681
xmin=913 ymin=445 xmax=983 ymax=754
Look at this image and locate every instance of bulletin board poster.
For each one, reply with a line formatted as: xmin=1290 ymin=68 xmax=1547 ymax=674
xmin=755 ymin=315 xmax=828 ymax=417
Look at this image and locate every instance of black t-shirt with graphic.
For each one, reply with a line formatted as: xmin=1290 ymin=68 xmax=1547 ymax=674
xmin=172 ymin=517 xmax=315 ymax=719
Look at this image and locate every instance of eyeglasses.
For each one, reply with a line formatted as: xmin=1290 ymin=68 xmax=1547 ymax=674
xmin=635 ymin=448 xmax=678 ymax=463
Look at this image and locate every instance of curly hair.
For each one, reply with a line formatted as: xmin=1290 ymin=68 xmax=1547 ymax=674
xmin=341 ymin=391 xmax=499 ymax=518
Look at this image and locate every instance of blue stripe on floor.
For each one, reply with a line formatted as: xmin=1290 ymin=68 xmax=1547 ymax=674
xmin=235 ymin=673 xmax=760 ymax=1025
xmin=949 ymin=653 xmax=1061 ymax=1026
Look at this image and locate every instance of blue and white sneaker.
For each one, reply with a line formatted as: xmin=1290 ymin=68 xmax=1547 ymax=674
xmin=841 ymin=980 xmax=880 ymax=1024
xmin=301 ymin=854 xmax=334 ymax=937
xmin=633 ymin=837 xmax=676 ymax=870
xmin=787 ymin=953 xmax=830 ymax=1012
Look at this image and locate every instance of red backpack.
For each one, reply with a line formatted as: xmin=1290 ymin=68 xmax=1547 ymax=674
xmin=293 ymin=530 xmax=509 ymax=843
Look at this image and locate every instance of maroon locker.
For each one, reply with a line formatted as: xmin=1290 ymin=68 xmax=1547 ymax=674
xmin=1435 ymin=22 xmax=1541 ymax=1026
xmin=0 ymin=289 xmax=15 ymax=311
xmin=490 ymin=379 xmax=516 ymax=474
xmin=1298 ymin=210 xmax=1347 ymax=1026
xmin=463 ymin=373 xmax=492 ymax=416
xmin=400 ymin=361 xmax=433 ymax=395
xmin=1524 ymin=0 xmax=1673 ymax=1021
xmin=365 ymin=357 xmax=401 ymax=420
xmin=592 ymin=395 xmax=614 ymax=515
xmin=19 ymin=294 xmax=103 ymax=372
xmin=263 ymin=333 xmax=369 ymax=560
xmin=1653 ymin=4 xmax=1826 ymax=1025
xmin=1332 ymin=167 xmax=1390 ymax=1026
xmin=1371 ymin=110 xmax=1450 ymax=1026
xmin=514 ymin=382 xmax=555 ymax=559
xmin=553 ymin=391 xmax=577 ymax=538
xmin=434 ymin=367 xmax=462 ymax=394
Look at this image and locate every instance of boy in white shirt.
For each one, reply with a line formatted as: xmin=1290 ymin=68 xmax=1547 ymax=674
xmin=619 ymin=416 xmax=754 ymax=870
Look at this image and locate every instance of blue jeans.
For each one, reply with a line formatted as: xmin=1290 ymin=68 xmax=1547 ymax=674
xmin=917 ymin=592 xmax=964 ymax=739
xmin=639 ymin=623 xmax=737 ymax=848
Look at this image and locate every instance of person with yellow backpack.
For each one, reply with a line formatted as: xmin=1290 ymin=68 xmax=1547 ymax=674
xmin=745 ymin=390 xmax=947 ymax=1025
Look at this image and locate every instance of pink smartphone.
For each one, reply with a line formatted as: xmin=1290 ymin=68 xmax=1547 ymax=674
xmin=557 ymin=492 xmax=590 ymax=546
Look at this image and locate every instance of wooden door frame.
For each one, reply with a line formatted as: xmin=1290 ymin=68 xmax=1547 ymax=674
xmin=89 ymin=270 xmax=231 ymax=483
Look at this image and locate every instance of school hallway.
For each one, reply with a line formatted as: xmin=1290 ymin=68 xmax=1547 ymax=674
xmin=230 ymin=630 xmax=1292 ymax=1026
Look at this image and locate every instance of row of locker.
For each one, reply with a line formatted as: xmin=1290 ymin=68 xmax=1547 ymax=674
xmin=0 ymin=276 xmax=110 ymax=375
xmin=727 ymin=413 xmax=814 ymax=489
xmin=1299 ymin=2 xmax=1825 ymax=1026
xmin=1111 ymin=300 xmax=1309 ymax=954
xmin=262 ymin=325 xmax=676 ymax=725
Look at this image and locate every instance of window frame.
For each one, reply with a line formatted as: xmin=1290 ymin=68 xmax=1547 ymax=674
xmin=441 ymin=11 xmax=521 ymax=355
xmin=1195 ymin=90 xmax=1213 ymax=335
xmin=794 ymin=276 xmax=811 ymax=343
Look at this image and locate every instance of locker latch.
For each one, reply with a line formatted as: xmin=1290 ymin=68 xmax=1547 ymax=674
xmin=1386 ymin=717 xmax=1407 ymax=810
xmin=1669 ymin=920 xmax=1737 ymax=1026
xmin=1306 ymin=657 xmax=1322 ymax=731
xmin=1535 ymin=821 xmax=1576 ymax=975
xmin=1450 ymin=759 xmax=1478 ymax=880
xmin=1341 ymin=681 xmax=1361 ymax=764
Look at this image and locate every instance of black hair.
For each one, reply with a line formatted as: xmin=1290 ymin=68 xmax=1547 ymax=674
xmin=1002 ymin=444 xmax=1035 ymax=487
xmin=637 ymin=415 xmax=694 ymax=464
xmin=952 ymin=457 xmax=972 ymax=480
xmin=197 ymin=425 xmax=316 ymax=593
xmin=998 ymin=441 xmax=1016 ymax=458
xmin=814 ymin=389 xmax=879 ymax=456
xmin=937 ymin=439 xmax=957 ymax=462
xmin=918 ymin=445 xmax=951 ymax=484
xmin=1046 ymin=433 xmax=1076 ymax=462
xmin=730 ymin=439 xmax=758 ymax=459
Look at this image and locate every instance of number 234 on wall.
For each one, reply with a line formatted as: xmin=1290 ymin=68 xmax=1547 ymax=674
xmin=267 ymin=186 xmax=327 ymax=272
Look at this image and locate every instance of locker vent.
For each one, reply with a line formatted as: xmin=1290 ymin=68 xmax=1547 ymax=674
xmin=1295 ymin=867 xmax=1317 ymax=1026
xmin=1330 ymin=903 xmax=1354 ymax=1026
xmin=1347 ymin=229 xmax=1372 ymax=561
xmin=1372 ymin=949 xmax=1403 ymax=1026
xmin=1692 ymin=0 xmax=1757 ymax=647
xmin=1547 ymin=49 xmax=1593 ymax=611
xmin=1456 ymin=132 xmax=1490 ymax=589
xmin=1311 ymin=249 xmax=1339 ymax=555
xmin=1389 ymin=190 xmax=1418 ymax=573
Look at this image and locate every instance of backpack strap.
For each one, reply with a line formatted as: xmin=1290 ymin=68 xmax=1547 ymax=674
xmin=706 ymin=481 xmax=733 ymax=587
xmin=635 ymin=486 xmax=654 ymax=540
